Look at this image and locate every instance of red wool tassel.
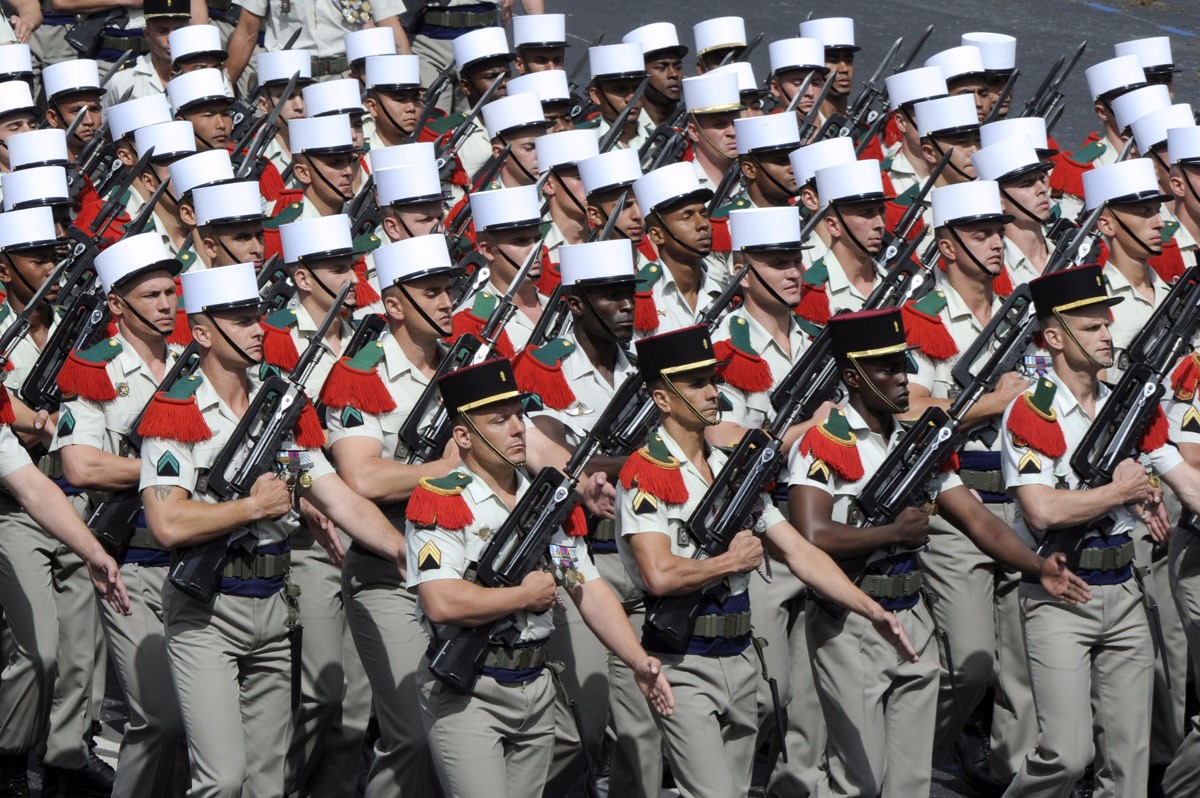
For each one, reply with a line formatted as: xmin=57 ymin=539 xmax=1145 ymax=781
xmin=137 ymin=395 xmax=212 ymax=442
xmin=57 ymin=352 xmax=116 ymax=402
xmin=618 ymin=450 xmax=688 ymax=504
xmin=1140 ymin=405 xmax=1169 ymax=453
xmin=512 ymin=349 xmax=575 ymax=410
xmin=536 ymin=248 xmax=561 ymax=296
xmin=105 ymin=320 xmax=118 ymax=338
xmin=710 ymin=215 xmax=732 ymax=253
xmin=261 ymin=323 xmax=299 ymax=371
xmin=992 ymin=268 xmax=1014 ymax=297
xmin=449 ymin=310 xmax=514 ymax=358
xmin=1171 ymin=353 xmax=1200 ymax=400
xmin=0 ymin=385 xmax=14 ymax=425
xmin=1048 ymin=152 xmax=1089 ymax=199
xmin=901 ymin=303 xmax=958 ymax=361
xmin=795 ymin=283 xmax=831 ymax=325
xmin=293 ymin=402 xmax=326 ymax=448
xmin=713 ymin=340 xmax=773 ymax=393
xmin=638 ymin=238 xmax=658 ymax=262
xmin=318 ymin=358 xmax=396 ymax=414
xmin=406 ymin=484 xmax=474 ymax=529
xmin=883 ymin=114 xmax=902 ymax=148
xmin=1149 ymin=240 xmax=1186 ymax=284
xmin=941 ymin=452 xmax=961 ymax=473
xmin=798 ymin=426 xmax=865 ymax=481
xmin=563 ymin=503 xmax=588 ymax=537
xmin=354 ymin=260 xmax=381 ymax=307
xmin=168 ymin=307 xmax=193 ymax=345
xmin=634 ymin=292 xmax=660 ymax=332
xmin=1005 ymin=396 xmax=1066 ymax=457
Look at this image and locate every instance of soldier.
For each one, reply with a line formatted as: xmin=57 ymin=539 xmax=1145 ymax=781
xmin=138 ymin=261 xmax=407 ymax=798
xmin=622 ymin=22 xmax=686 ymax=131
xmin=997 ymin=264 xmax=1200 ymax=798
xmin=2 ymin=144 xmax=81 ymax=235
xmin=166 ymin=67 xmax=234 ymax=155
xmin=345 ymin=27 xmax=397 ymax=84
xmin=0 ymin=81 xmax=39 ymax=179
xmin=1126 ymin=102 xmax=1194 ymax=285
xmin=407 ymin=354 xmax=672 ymax=797
xmin=41 ymin=59 xmax=102 ymax=166
xmin=52 ymin=233 xmax=188 ymax=798
xmin=450 ymin=184 xmax=546 ymax=351
xmin=536 ymin=128 xmax=600 ymax=267
xmin=169 ymin=24 xmax=228 ymax=74
xmin=633 ymin=162 xmax=726 ymax=335
xmin=691 ymin=15 xmax=745 ymax=74
xmin=577 ymin=147 xmax=650 ymax=297
xmin=882 ymin=65 xmax=949 ymax=197
xmin=363 ymin=54 xmax=423 ymax=151
xmin=166 ymin=149 xmax=237 ymax=255
xmin=1116 ymin=36 xmax=1179 ymax=96
xmin=512 ymin=12 xmax=565 ymax=74
xmin=682 ymin=70 xmax=741 ymax=196
xmin=255 ymin=49 xmax=316 ymax=200
xmin=479 ymin=92 xmax=550 ymax=189
xmin=284 ymin=114 xmax=359 ymax=223
xmin=130 ymin=120 xmax=198 ymax=255
xmin=191 ymin=179 xmax=268 ymax=270
xmin=925 ymin=45 xmax=992 ymax=123
xmin=790 ymin=136 xmax=858 ymax=269
xmin=588 ymin=42 xmax=649 ymax=153
xmin=963 ymin=32 xmax=1018 ymax=119
xmin=711 ymin=61 xmax=764 ymax=116
xmin=900 ymin=179 xmax=1041 ymax=788
xmin=0 ymin=206 xmax=117 ymax=798
xmin=765 ymin=38 xmax=825 ymax=124
xmin=103 ymin=0 xmax=192 ymax=107
xmin=801 ymin=17 xmax=859 ymax=125
xmin=303 ymin=78 xmax=371 ymax=166
xmin=914 ymin=93 xmax=983 ymax=189
xmin=1165 ymin=126 xmax=1200 ymax=263
xmin=373 ymin=148 xmax=447 ymax=244
xmin=796 ymin=302 xmax=1088 ymax=798
xmin=506 ymin=70 xmax=574 ymax=133
xmin=102 ymin=94 xmax=175 ymax=240
xmin=617 ymin=323 xmax=915 ymax=798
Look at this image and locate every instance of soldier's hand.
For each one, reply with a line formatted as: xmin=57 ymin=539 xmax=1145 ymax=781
xmin=580 ymin=472 xmax=616 ymax=519
xmin=726 ymin=529 xmax=763 ymax=574
xmin=88 ymin=551 xmax=130 ymax=616
xmin=1039 ymin=553 xmax=1092 ymax=606
xmin=1112 ymin=458 xmax=1152 ymax=505
xmin=300 ymin=498 xmax=343 ymax=566
xmin=250 ymin=472 xmax=292 ymax=520
xmin=520 ymin=570 xmax=558 ymax=613
xmin=890 ymin=506 xmax=930 ymax=549
xmin=633 ymin=656 xmax=675 ymax=718
xmin=868 ymin=607 xmax=919 ymax=662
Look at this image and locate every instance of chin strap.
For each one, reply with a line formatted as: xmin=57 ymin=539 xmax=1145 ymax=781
xmin=691 ymin=112 xmax=736 ymax=163
xmin=203 ymin=311 xmax=259 ymax=366
xmin=663 ymin=374 xmax=720 ymax=427
xmin=831 ymin=206 xmax=881 ymax=259
xmin=1000 ymin=186 xmax=1049 ymax=226
xmin=749 ymin=264 xmax=799 ymax=312
xmin=650 ymin=209 xmax=710 ymax=259
xmin=1052 ymin=309 xmax=1113 ymax=370
xmin=552 ymin=169 xmax=590 ymax=219
xmin=749 ymin=153 xmax=797 ymax=201
xmin=946 ymin=226 xmax=1002 ymax=279
xmin=849 ymin=355 xmax=904 ymax=414
xmin=397 ymin=283 xmax=449 ymax=338
xmin=496 ymin=133 xmax=538 ymax=185
xmin=116 ymin=292 xmax=171 ymax=338
xmin=306 ymin=154 xmax=354 ymax=204
xmin=462 ymin=412 xmax=525 ymax=469
xmin=929 ymin=138 xmax=973 ymax=182
xmin=4 ymin=253 xmax=41 ymax=297
xmin=1108 ymin=207 xmax=1160 ymax=258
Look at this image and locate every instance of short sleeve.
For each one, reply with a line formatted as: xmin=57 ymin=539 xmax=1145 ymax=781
xmin=999 ymin=400 xmax=1056 ymax=489
xmin=0 ymin=425 xmax=31 ymax=479
xmin=139 ymin=437 xmax=199 ymax=494
xmin=785 ymin=437 xmax=835 ymax=496
xmin=326 ymin=403 xmax=386 ymax=445
xmin=1166 ymin=398 xmax=1200 ymax=446
xmin=616 ymin=482 xmax=671 ymax=539
xmin=369 ymin=0 xmax=405 ymax=22
xmin=50 ymin=397 xmax=107 ymax=453
xmin=910 ymin=351 xmax=937 ymax=394
xmin=235 ymin=0 xmax=269 ymax=18
xmin=1148 ymin=440 xmax=1184 ymax=476
xmin=405 ymin=521 xmax=467 ymax=589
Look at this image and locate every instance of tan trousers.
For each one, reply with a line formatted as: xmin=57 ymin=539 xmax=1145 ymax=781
xmin=596 ymin=549 xmax=665 ymax=798
xmin=100 ymin=561 xmax=188 ymax=797
xmin=810 ymin=597 xmax=939 ymax=797
xmin=748 ymin=557 xmax=826 ymax=797
xmin=164 ymin=581 xmax=294 ymax=798
xmin=342 ymin=546 xmax=442 ymax=798
xmin=0 ymin=504 xmax=99 ymax=769
xmin=285 ymin=533 xmax=372 ymax=798
xmin=1163 ymin=527 xmax=1200 ymax=797
xmin=1003 ymin=580 xmax=1154 ymax=798
xmin=654 ymin=647 xmax=759 ymax=798
xmin=416 ymin=657 xmax=556 ymax=797
xmin=411 ymin=35 xmax=468 ymax=116
xmin=28 ymin=23 xmax=75 ymax=97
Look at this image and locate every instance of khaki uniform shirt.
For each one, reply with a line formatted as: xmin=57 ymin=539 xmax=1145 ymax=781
xmin=639 ymin=263 xmax=726 ymax=339
xmin=236 ymin=0 xmax=405 ymax=59
xmin=104 ymin=54 xmax=164 ymax=108
xmin=0 ymin=423 xmax=30 ymax=479
xmin=715 ymin=305 xmax=808 ymax=430
xmin=1104 ymin=262 xmax=1170 ymax=376
xmin=531 ymin=327 xmax=637 ymax=448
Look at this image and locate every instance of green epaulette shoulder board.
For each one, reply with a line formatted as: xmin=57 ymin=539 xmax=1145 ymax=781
xmin=354 ymin=231 xmax=381 ymax=254
xmin=426 ymin=111 xmax=465 ymax=136
xmin=264 ymin=201 xmax=304 ymax=229
xmin=263 ymin=306 xmax=298 ymax=330
xmin=74 ymin=337 xmax=123 ymax=364
xmin=710 ymin=197 xmax=751 ymax=220
xmin=1162 ymin=219 xmax=1180 ymax=244
xmin=892 ymin=183 xmax=920 ymax=207
xmin=1067 ymin=135 xmax=1107 ymax=166
xmin=911 ymin=289 xmax=948 ymax=316
xmin=802 ymin=256 xmax=828 ymax=287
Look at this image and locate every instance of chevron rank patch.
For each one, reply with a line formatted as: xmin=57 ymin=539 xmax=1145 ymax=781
xmin=341 ymin=406 xmax=364 ymax=428
xmin=156 ymin=451 xmax=180 ymax=478
xmin=807 ymin=459 xmax=831 ymax=484
xmin=632 ymin=490 xmax=658 ymax=515
xmin=1018 ymin=450 xmax=1042 ymax=476
xmin=1184 ymin=407 xmax=1200 ymax=435
xmin=57 ymin=408 xmax=75 ymax=437
xmin=417 ymin=540 xmax=442 ymax=572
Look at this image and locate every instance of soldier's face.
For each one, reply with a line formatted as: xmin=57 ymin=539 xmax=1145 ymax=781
xmin=1103 ymin=201 xmax=1164 ymax=257
xmin=387 ymin=274 xmax=454 ymax=338
xmin=184 ymin=101 xmax=233 ymax=148
xmin=658 ymin=366 xmax=721 ymax=427
xmin=949 ymin=76 xmax=992 ymax=124
xmin=384 ymin=202 xmax=443 ymax=242
xmin=1050 ymin=308 xmax=1113 ymax=368
xmin=465 ymin=399 xmax=526 ymax=468
xmin=745 ymin=150 xmax=797 ymax=201
xmin=924 ymin=132 xmax=980 ymax=182
xmin=825 ymin=50 xmax=855 ymax=97
xmin=368 ymin=88 xmax=421 ymax=136
xmin=146 ymin=18 xmax=187 ymax=63
xmin=689 ymin=110 xmax=738 ymax=161
xmin=298 ymin=257 xmax=358 ymax=309
xmin=772 ymin=68 xmax=825 ymax=116
xmin=855 ymin=353 xmax=910 ymax=413
xmin=301 ymin=151 xmax=358 ymax=203
xmin=260 ymin=85 xmax=306 ymax=123
xmin=1148 ymin=150 xmax=1172 ymax=194
xmin=515 ymin=47 xmax=564 ymax=74
xmin=947 ymin=221 xmax=1005 ymax=275
xmin=206 ymin=306 xmax=264 ymax=363
xmin=50 ymin=93 xmax=102 ymax=145
xmin=203 ymin=221 xmax=265 ymax=269
xmin=1000 ymin=170 xmax=1051 ymax=222
xmin=0 ymin=247 xmax=58 ymax=304
xmin=645 ymin=55 xmax=683 ymax=103
xmin=570 ymin=282 xmax=636 ymax=344
xmin=831 ymin=201 xmax=887 ymax=255
xmin=985 ymin=74 xmax=1013 ymax=118
xmin=587 ymin=191 xmax=643 ymax=244
xmin=542 ymin=102 xmax=573 ymax=133
xmin=740 ymin=92 xmax=763 ymax=118
xmin=746 ymin=251 xmax=803 ymax=307
xmin=482 ymin=226 xmax=542 ymax=282
xmin=545 ymin=167 xmax=586 ymax=217
xmin=497 ymin=128 xmax=543 ymax=187
xmin=113 ymin=271 xmax=177 ymax=337
xmin=591 ymin=77 xmax=644 ymax=130
xmin=654 ymin=199 xmax=712 ymax=256
xmin=463 ymin=60 xmax=511 ymax=101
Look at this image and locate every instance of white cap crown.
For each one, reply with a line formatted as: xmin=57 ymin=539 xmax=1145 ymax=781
xmin=789 ymin=137 xmax=855 ymax=185
xmin=369 ymin=141 xmax=434 ymax=172
xmin=633 ymin=162 xmax=710 ymax=214
xmin=914 ymin=94 xmax=979 ymax=136
xmin=514 ymin=13 xmax=566 ymax=48
xmin=107 ymin=94 xmax=173 ymax=141
xmin=375 ymin=234 xmax=456 ymax=286
xmin=1086 ymin=55 xmax=1146 ymax=101
xmin=506 ymin=69 xmax=570 ymax=105
xmin=729 ymin=206 xmax=802 ymax=250
xmin=181 ymin=261 xmax=258 ymax=314
xmin=42 ymin=59 xmax=100 ymax=101
xmin=682 ymin=71 xmax=741 ymax=114
xmin=0 ymin=81 xmax=36 ymax=118
xmin=734 ymin=112 xmax=800 ymax=155
xmin=375 ymin=161 xmax=443 ymax=205
xmin=1111 ymin=83 xmax=1171 ymax=131
xmin=8 ymin=129 xmax=69 ymax=169
xmin=579 ymin=148 xmax=642 ymax=195
xmin=885 ymin=66 xmax=947 ymax=110
xmin=693 ymin=16 xmax=745 ymax=56
xmin=1168 ymin=125 xmax=1200 ymax=166
xmin=134 ymin=120 xmax=196 ymax=161
xmin=1132 ymin=103 xmax=1194 ymax=152
xmin=961 ymin=32 xmax=1016 ymax=72
xmin=560 ymin=239 xmax=635 ymax=285
xmin=193 ymin=180 xmax=265 ymax=226
xmin=980 ymin=116 xmax=1051 ymax=151
xmin=799 ymin=17 xmax=856 ymax=50
xmin=0 ymin=206 xmax=55 ymax=249
xmin=303 ymin=78 xmax=364 ymax=117
xmin=169 ymin=25 xmax=224 ymax=63
xmin=924 ymin=46 xmax=985 ymax=81
xmin=589 ymin=43 xmax=645 ymax=80
xmin=96 ymin=233 xmax=177 ymax=293
xmin=482 ymin=93 xmax=546 ymax=139
xmin=256 ymin=49 xmax=313 ymax=85
xmin=0 ymin=43 xmax=31 ymax=76
xmin=289 ymin=114 xmax=354 ymax=153
xmin=709 ymin=62 xmax=757 ymax=94
xmin=344 ymin=28 xmax=395 ymax=64
xmin=1115 ymin=36 xmax=1174 ymax=73
xmin=280 ymin=214 xmax=354 ymax=263
xmin=168 ymin=148 xmax=233 ymax=200
xmin=622 ymin=22 xmax=685 ymax=57
xmin=1083 ymin=158 xmax=1165 ymax=210
xmin=2 ymin=166 xmax=69 ymax=211
xmin=166 ymin=68 xmax=230 ymax=113
xmin=453 ymin=27 xmax=511 ymax=71
xmin=970 ymin=135 xmax=1043 ymax=182
xmin=931 ymin=180 xmax=1006 ymax=227
xmin=815 ymin=160 xmax=886 ymax=206
xmin=536 ymin=128 xmax=599 ymax=171
xmin=769 ymin=37 xmax=826 ymax=75
xmin=469 ymin=185 xmax=542 ymax=231
xmin=365 ymin=54 xmax=420 ymax=89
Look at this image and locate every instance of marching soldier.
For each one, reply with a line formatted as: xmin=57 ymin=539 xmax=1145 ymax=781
xmin=882 ymin=65 xmax=948 ymax=197
xmin=102 ymin=0 xmax=192 ymax=107
xmin=363 ymin=54 xmax=423 ymax=151
xmin=138 ymin=261 xmax=407 ymax=798
xmin=766 ymin=37 xmax=828 ymax=127
xmin=1129 ymin=102 xmax=1195 ymax=284
xmin=963 ymin=32 xmax=1018 ymax=119
xmin=130 ymin=120 xmax=198 ymax=256
xmin=587 ymin=42 xmax=649 ymax=152
xmin=479 ymin=92 xmax=550 ymax=189
xmin=789 ymin=305 xmax=1088 ymax=797
xmin=622 ymin=22 xmax=686 ymax=132
xmin=617 ymin=323 xmax=916 ymax=798
xmin=536 ymin=128 xmax=600 ymax=263
xmin=926 ymin=45 xmax=992 ymax=123
xmin=790 ymin=136 xmax=857 ymax=268
xmin=682 ymin=70 xmax=742 ymax=196
xmin=691 ymin=16 xmax=745 ymax=74
xmin=506 ymin=69 xmax=575 ymax=133
xmin=191 ymin=179 xmax=268 ymax=270
xmin=1165 ymin=126 xmax=1200 ymax=263
xmin=374 ymin=148 xmax=447 ymax=243
xmin=53 ymin=233 xmax=189 ymax=798
xmin=801 ymin=17 xmax=859 ymax=125
xmin=255 ymin=49 xmax=316 ymax=201
xmin=577 ymin=147 xmax=651 ymax=298
xmin=512 ymin=12 xmax=565 ymax=74
xmin=41 ymin=59 xmax=103 ymax=166
xmin=282 ymin=114 xmax=359 ymax=224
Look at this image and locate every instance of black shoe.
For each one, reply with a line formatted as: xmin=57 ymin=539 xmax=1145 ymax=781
xmin=72 ymin=746 xmax=116 ymax=798
xmin=40 ymin=766 xmax=74 ymax=798
xmin=0 ymin=754 xmax=29 ymax=798
xmin=1071 ymin=765 xmax=1095 ymax=798
xmin=953 ymin=725 xmax=1010 ymax=797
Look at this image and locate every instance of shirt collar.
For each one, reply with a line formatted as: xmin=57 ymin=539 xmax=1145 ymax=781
xmin=1047 ymin=368 xmax=1109 ymax=422
xmin=1104 ymin=261 xmax=1165 ymax=303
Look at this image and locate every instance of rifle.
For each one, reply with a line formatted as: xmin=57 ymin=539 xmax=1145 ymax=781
xmin=436 ymin=74 xmax=505 ymax=181
xmin=167 ymin=282 xmax=352 ymax=603
xmin=597 ymin=76 xmax=650 ymax=154
xmin=73 ymin=85 xmax=134 ymax=195
xmin=257 ymin=255 xmax=295 ymax=317
xmin=1023 ymin=41 xmax=1086 ymax=122
xmin=398 ymin=236 xmax=545 ymax=463
xmin=817 ymin=36 xmax=903 ymax=146
xmin=799 ymin=76 xmax=837 ymax=143
xmin=429 ymin=369 xmax=646 ymax=692
xmin=877 ymin=146 xmax=952 ymax=256
xmin=447 ymin=144 xmax=514 ymax=240
xmin=706 ymin=160 xmax=744 ymax=217
xmin=87 ymin=342 xmax=201 ymax=558
xmin=896 ymin=25 xmax=934 ymax=74
xmin=638 ymin=104 xmax=688 ymax=171
xmin=566 ymin=33 xmax=604 ymax=123
xmin=409 ymin=61 xmax=458 ymax=144
xmin=716 ymin=32 xmax=763 ymax=68
xmin=344 ymin=173 xmax=379 ymax=240
xmin=0 ymin=258 xmax=72 ymax=375
xmin=227 ymin=29 xmax=304 ymax=150
xmin=232 ymin=72 xmax=300 ymax=179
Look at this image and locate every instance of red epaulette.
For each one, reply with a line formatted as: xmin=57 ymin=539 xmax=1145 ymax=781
xmin=709 ymin=213 xmax=732 ymax=253
xmin=319 ymin=339 xmax=395 ymax=414
xmin=638 ymin=237 xmax=658 ymax=262
xmin=168 ymin=276 xmax=192 ymax=346
xmin=993 ymin=268 xmax=1014 ymax=297
xmin=634 ymin=261 xmax=665 ymax=333
xmin=294 ymin=402 xmax=325 ymax=448
xmin=449 ymin=292 xmax=515 ymax=358
xmin=796 ymin=257 xmax=830 ymax=325
xmin=1140 ymin=405 xmax=1169 ymax=453
xmin=1049 ymin=132 xmax=1104 ymax=199
xmin=714 ymin=316 xmax=773 ymax=393
xmin=58 ymin=338 xmax=122 ymax=402
xmin=407 ymin=473 xmax=474 ymax=530
xmin=1005 ymin=377 xmax=1065 ymax=457
xmin=1172 ymin=352 xmax=1200 ymax=400
xmin=260 ymin=308 xmax=300 ymax=371
xmin=618 ymin=433 xmax=688 ymax=504
xmin=138 ymin=374 xmax=212 ymax=442
xmin=879 ymin=166 xmax=897 ymax=198
xmin=858 ymin=133 xmax=885 ymax=163
xmin=883 ymin=114 xmax=902 ymax=149
xmin=901 ymin=290 xmax=957 ymax=361
xmin=257 ymin=158 xmax=286 ymax=209
xmin=1149 ymin=238 xmax=1186 ymax=284
xmin=536 ymin=245 xmax=560 ymax=296
xmin=512 ymin=338 xmax=576 ymax=409
xmin=798 ymin=408 xmax=864 ymax=481
xmin=0 ymin=385 xmax=13 ymax=425
xmin=354 ymin=257 xmax=381 ymax=306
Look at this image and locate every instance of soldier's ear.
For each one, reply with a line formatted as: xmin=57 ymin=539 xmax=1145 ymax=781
xmin=1095 ymin=212 xmax=1116 ymax=238
xmin=362 ymin=95 xmax=378 ymax=118
xmin=588 ymin=84 xmax=602 ymax=109
xmin=1168 ymin=169 xmax=1187 ymax=200
xmin=937 ymin=234 xmax=956 ymax=263
xmin=292 ymin=159 xmax=313 ymax=186
xmin=740 ymin=157 xmax=757 ymax=182
xmin=564 ymin=293 xmax=584 ymax=318
xmin=920 ymin=140 xmax=939 ymax=167
xmin=178 ymin=202 xmax=196 ymax=227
